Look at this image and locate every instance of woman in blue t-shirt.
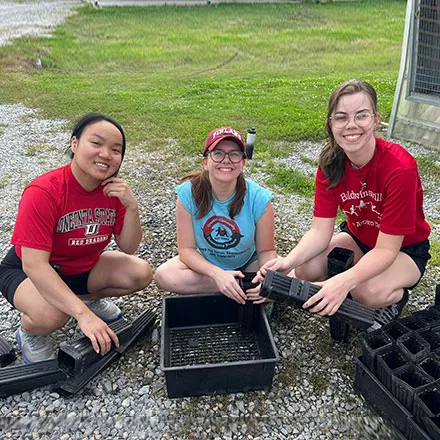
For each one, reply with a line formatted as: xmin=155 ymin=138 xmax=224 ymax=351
xmin=155 ymin=126 xmax=276 ymax=304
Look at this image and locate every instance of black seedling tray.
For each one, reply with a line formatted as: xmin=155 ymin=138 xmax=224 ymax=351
xmin=161 ymin=293 xmax=279 ymax=398
xmin=354 ymin=356 xmax=433 ymax=440
xmin=355 ymin=298 xmax=440 ymax=440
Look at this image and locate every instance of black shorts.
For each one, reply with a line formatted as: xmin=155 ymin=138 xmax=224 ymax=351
xmin=0 ymin=246 xmax=91 ymax=307
xmin=339 ymin=221 xmax=431 ymax=288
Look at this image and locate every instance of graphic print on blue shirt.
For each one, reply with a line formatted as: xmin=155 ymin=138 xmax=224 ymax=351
xmin=202 ymin=215 xmax=243 ymax=249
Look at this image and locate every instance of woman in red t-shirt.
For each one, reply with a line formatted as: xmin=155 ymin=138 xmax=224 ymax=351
xmin=257 ymin=80 xmax=430 ymax=327
xmin=0 ymin=113 xmax=153 ymax=363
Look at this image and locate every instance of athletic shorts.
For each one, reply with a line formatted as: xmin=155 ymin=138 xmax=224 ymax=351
xmin=0 ymin=246 xmax=91 ymax=307
xmin=339 ymin=221 xmax=431 ymax=288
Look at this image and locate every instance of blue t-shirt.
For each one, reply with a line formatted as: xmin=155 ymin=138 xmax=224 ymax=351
xmin=176 ymin=179 xmax=274 ymax=270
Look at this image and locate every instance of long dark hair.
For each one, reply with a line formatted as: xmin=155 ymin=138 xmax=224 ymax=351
xmin=319 ymin=80 xmax=378 ymax=188
xmin=181 ymin=169 xmax=246 ymax=219
xmin=69 ymin=112 xmax=126 ymax=160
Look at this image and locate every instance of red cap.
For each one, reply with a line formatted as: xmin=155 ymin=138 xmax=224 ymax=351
xmin=203 ymin=126 xmax=246 ymax=155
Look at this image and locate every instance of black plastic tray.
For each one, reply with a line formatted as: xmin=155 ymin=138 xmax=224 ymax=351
xmin=161 ymin=293 xmax=279 ymax=398
xmin=354 ymin=356 xmax=433 ymax=440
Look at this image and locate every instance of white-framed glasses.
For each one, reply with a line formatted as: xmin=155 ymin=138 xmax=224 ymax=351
xmin=207 ymin=150 xmax=245 ymax=163
xmin=330 ymin=110 xmax=375 ymax=128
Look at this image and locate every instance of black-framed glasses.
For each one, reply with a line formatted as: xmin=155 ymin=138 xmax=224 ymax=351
xmin=207 ymin=150 xmax=246 ymax=163
xmin=330 ymin=110 xmax=375 ymax=128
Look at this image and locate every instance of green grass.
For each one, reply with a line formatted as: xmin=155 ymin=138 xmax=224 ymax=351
xmin=0 ymin=0 xmax=406 ymax=169
xmin=265 ymin=165 xmax=316 ymax=197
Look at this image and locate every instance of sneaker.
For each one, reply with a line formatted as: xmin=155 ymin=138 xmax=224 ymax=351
xmin=16 ymin=327 xmax=56 ymax=364
xmin=367 ymin=288 xmax=409 ymax=332
xmin=84 ymin=299 xmax=122 ymax=323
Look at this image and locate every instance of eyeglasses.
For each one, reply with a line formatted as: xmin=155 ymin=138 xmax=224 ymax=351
xmin=330 ymin=110 xmax=375 ymax=128
xmin=207 ymin=150 xmax=245 ymax=163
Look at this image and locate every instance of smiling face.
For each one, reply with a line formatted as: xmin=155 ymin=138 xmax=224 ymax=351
xmin=203 ymin=139 xmax=245 ymax=185
xmin=330 ymin=91 xmax=380 ymax=162
xmin=70 ymin=120 xmax=123 ymax=190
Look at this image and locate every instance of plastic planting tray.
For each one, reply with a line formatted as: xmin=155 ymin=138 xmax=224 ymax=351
xmin=354 ymin=356 xmax=433 ymax=440
xmin=161 ymin=293 xmax=279 ymax=398
xmin=355 ymin=304 xmax=440 ymax=440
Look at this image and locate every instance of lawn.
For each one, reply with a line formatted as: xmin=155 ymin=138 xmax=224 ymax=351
xmin=0 ymin=0 xmax=406 ymax=166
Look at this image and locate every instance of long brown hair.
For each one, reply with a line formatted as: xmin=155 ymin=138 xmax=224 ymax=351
xmin=180 ymin=169 xmax=246 ymax=219
xmin=319 ymin=79 xmax=378 ymax=188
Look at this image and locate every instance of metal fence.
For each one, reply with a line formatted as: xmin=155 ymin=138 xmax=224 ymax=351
xmin=409 ymin=0 xmax=440 ymax=104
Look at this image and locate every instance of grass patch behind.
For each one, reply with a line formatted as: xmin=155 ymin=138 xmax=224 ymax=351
xmin=265 ymin=165 xmax=316 ymax=197
xmin=0 ymin=0 xmax=405 ymax=170
xmin=0 ymin=0 xmax=411 ymax=206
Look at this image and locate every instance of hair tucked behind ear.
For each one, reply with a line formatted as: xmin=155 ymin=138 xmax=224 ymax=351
xmin=180 ymin=170 xmax=246 ymax=219
xmin=319 ymin=79 xmax=378 ymax=188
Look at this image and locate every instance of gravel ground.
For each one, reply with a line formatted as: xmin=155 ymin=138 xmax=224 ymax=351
xmin=1 ymin=2 xmax=440 ymax=439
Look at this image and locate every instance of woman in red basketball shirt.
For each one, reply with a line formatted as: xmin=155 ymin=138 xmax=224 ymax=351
xmin=257 ymin=80 xmax=430 ymax=327
xmin=0 ymin=113 xmax=153 ymax=363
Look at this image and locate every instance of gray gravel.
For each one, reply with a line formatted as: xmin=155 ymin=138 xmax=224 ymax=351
xmin=1 ymin=2 xmax=439 ymax=439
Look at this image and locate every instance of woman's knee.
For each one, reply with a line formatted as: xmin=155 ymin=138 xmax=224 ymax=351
xmin=23 ymin=308 xmax=70 ymax=333
xmin=131 ymin=258 xmax=153 ymax=290
xmin=154 ymin=262 xmax=171 ymax=290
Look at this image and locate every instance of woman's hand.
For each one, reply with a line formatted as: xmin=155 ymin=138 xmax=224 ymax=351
xmin=213 ymin=270 xmax=247 ymax=304
xmin=76 ymin=311 xmax=120 ymax=355
xmin=102 ymin=177 xmax=138 ymax=211
xmin=245 ymin=283 xmax=268 ymax=304
xmin=302 ymin=275 xmax=350 ymax=316
xmin=253 ymin=256 xmax=293 ymax=284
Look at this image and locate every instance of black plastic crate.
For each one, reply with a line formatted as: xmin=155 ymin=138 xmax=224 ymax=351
xmin=161 ymin=293 xmax=279 ymax=398
xmin=359 ymin=329 xmax=393 ymax=374
xmin=354 ymin=356 xmax=412 ymax=439
xmin=392 ymin=364 xmax=434 ymax=411
xmin=397 ymin=332 xmax=431 ymax=363
xmin=354 ymin=357 xmax=433 ymax=440
xmin=384 ymin=321 xmax=411 ymax=342
xmin=413 ymin=382 xmax=440 ymax=430
xmin=376 ymin=344 xmax=408 ymax=391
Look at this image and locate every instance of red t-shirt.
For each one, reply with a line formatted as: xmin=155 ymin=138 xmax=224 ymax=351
xmin=313 ymin=138 xmax=430 ymax=248
xmin=12 ymin=164 xmax=126 ymax=275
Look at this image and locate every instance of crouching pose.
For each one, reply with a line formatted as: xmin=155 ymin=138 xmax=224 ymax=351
xmin=257 ymin=80 xmax=430 ymax=328
xmin=155 ymin=126 xmax=276 ymax=305
xmin=0 ymin=113 xmax=153 ymax=363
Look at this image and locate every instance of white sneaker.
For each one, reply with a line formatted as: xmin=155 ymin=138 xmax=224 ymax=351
xmin=84 ymin=299 xmax=122 ymax=323
xmin=16 ymin=327 xmax=56 ymax=364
